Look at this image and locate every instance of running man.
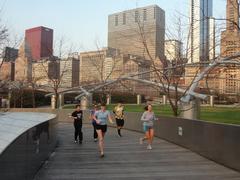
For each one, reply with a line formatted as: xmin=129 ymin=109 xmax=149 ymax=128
xmin=113 ymin=102 xmax=125 ymax=137
xmin=140 ymin=104 xmax=159 ymax=150
xmin=93 ymin=103 xmax=114 ymax=157
xmin=71 ymin=104 xmax=83 ymax=144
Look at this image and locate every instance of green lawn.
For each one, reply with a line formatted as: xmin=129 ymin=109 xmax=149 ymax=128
xmin=200 ymin=106 xmax=240 ymax=125
xmin=63 ymin=104 xmax=240 ymax=125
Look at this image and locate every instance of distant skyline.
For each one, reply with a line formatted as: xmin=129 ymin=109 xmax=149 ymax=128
xmin=1 ymin=0 xmax=226 ymax=54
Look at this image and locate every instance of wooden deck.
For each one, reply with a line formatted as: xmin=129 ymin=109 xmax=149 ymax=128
xmin=34 ymin=123 xmax=240 ymax=180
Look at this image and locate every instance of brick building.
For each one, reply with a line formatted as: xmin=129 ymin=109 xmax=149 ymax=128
xmin=220 ymin=0 xmax=240 ymax=96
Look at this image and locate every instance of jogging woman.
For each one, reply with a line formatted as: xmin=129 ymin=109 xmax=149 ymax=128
xmin=113 ymin=102 xmax=124 ymax=137
xmin=93 ymin=103 xmax=113 ymax=157
xmin=140 ymin=104 xmax=158 ymax=150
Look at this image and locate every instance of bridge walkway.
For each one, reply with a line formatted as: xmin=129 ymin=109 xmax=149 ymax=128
xmin=34 ymin=123 xmax=240 ymax=180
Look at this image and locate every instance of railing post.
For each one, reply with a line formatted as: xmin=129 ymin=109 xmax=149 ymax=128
xmin=80 ymin=93 xmax=92 ymax=110
xmin=106 ymin=94 xmax=111 ymax=105
xmin=210 ymin=95 xmax=214 ymax=107
xmin=163 ymin=95 xmax=167 ymax=105
xmin=80 ymin=96 xmax=88 ymax=110
xmin=137 ymin=94 xmax=141 ymax=105
xmin=51 ymin=95 xmax=56 ymax=109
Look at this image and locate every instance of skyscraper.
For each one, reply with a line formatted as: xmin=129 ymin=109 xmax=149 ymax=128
xmin=209 ymin=17 xmax=216 ymax=61
xmin=108 ymin=5 xmax=165 ymax=60
xmin=188 ymin=0 xmax=213 ymax=63
xmin=219 ymin=0 xmax=240 ymax=96
xmin=15 ymin=42 xmax=32 ymax=82
xmin=25 ymin=26 xmax=53 ymax=61
xmin=221 ymin=0 xmax=240 ymax=58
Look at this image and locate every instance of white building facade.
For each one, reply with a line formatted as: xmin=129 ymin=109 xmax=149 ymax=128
xmin=188 ymin=0 xmax=213 ymax=63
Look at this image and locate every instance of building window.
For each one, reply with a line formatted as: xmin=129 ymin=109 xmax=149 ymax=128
xmin=135 ymin=11 xmax=139 ymax=22
xmin=143 ymin=9 xmax=147 ymax=21
xmin=115 ymin=15 xmax=118 ymax=26
xmin=123 ymin=13 xmax=126 ymax=25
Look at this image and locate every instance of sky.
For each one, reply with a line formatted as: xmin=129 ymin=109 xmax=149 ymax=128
xmin=1 ymin=0 xmax=226 ymax=54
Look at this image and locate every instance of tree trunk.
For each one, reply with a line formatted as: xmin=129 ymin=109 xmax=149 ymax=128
xmin=55 ymin=91 xmax=58 ymax=109
xmin=32 ymin=88 xmax=36 ymax=108
xmin=20 ymin=91 xmax=23 ymax=108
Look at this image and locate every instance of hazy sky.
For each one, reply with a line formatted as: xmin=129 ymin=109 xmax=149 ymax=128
xmin=1 ymin=0 xmax=226 ymax=53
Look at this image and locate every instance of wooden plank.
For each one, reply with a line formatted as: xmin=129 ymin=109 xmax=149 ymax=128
xmin=34 ymin=123 xmax=240 ymax=180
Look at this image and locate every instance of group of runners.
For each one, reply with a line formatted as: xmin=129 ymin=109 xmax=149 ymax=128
xmin=70 ymin=102 xmax=159 ymax=158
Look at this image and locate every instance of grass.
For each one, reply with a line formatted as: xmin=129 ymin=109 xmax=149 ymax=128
xmin=106 ymin=104 xmax=174 ymax=116
xmin=63 ymin=104 xmax=240 ymax=125
xmin=200 ymin=106 xmax=240 ymax=125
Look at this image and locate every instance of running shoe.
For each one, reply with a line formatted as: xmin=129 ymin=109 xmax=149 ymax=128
xmin=147 ymin=144 xmax=152 ymax=150
xmin=100 ymin=152 xmax=104 ymax=158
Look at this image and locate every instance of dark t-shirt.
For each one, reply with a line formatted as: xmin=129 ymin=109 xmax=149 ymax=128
xmin=72 ymin=110 xmax=83 ymax=124
xmin=90 ymin=109 xmax=97 ymax=125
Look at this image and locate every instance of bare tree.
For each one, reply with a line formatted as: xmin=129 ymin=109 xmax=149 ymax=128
xmin=79 ymin=43 xmax=124 ymax=103
xmin=36 ymin=38 xmax=75 ymax=108
xmin=126 ymin=6 xmax=240 ymax=116
xmin=30 ymin=64 xmax=48 ymax=107
xmin=126 ymin=11 xmax=194 ymax=116
xmin=0 ymin=18 xmax=8 ymax=84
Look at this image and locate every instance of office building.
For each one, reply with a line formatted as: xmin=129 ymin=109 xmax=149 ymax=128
xmin=60 ymin=57 xmax=80 ymax=88
xmin=220 ymin=0 xmax=240 ymax=96
xmin=108 ymin=5 xmax=165 ymax=60
xmin=188 ymin=0 xmax=213 ymax=63
xmin=0 ymin=47 xmax=18 ymax=81
xmin=32 ymin=58 xmax=59 ymax=86
xmin=165 ymin=40 xmax=182 ymax=62
xmin=15 ymin=42 xmax=32 ymax=82
xmin=3 ymin=47 xmax=18 ymax=62
xmin=209 ymin=17 xmax=216 ymax=61
xmin=25 ymin=26 xmax=53 ymax=61
xmin=0 ymin=62 xmax=15 ymax=81
xmin=221 ymin=0 xmax=240 ymax=58
xmin=80 ymin=47 xmax=122 ymax=83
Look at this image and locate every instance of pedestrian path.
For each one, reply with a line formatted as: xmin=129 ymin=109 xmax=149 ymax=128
xmin=34 ymin=123 xmax=240 ymax=180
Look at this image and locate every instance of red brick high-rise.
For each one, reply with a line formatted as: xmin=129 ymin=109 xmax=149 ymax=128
xmin=25 ymin=26 xmax=53 ymax=61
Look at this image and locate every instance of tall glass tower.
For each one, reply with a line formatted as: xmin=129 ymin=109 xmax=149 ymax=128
xmin=188 ymin=0 xmax=213 ymax=63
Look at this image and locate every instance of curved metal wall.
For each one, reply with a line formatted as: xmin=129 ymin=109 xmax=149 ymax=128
xmin=122 ymin=112 xmax=240 ymax=172
xmin=0 ymin=117 xmax=57 ymax=180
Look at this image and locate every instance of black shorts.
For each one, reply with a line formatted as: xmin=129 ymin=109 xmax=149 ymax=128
xmin=96 ymin=124 xmax=107 ymax=133
xmin=116 ymin=118 xmax=124 ymax=127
